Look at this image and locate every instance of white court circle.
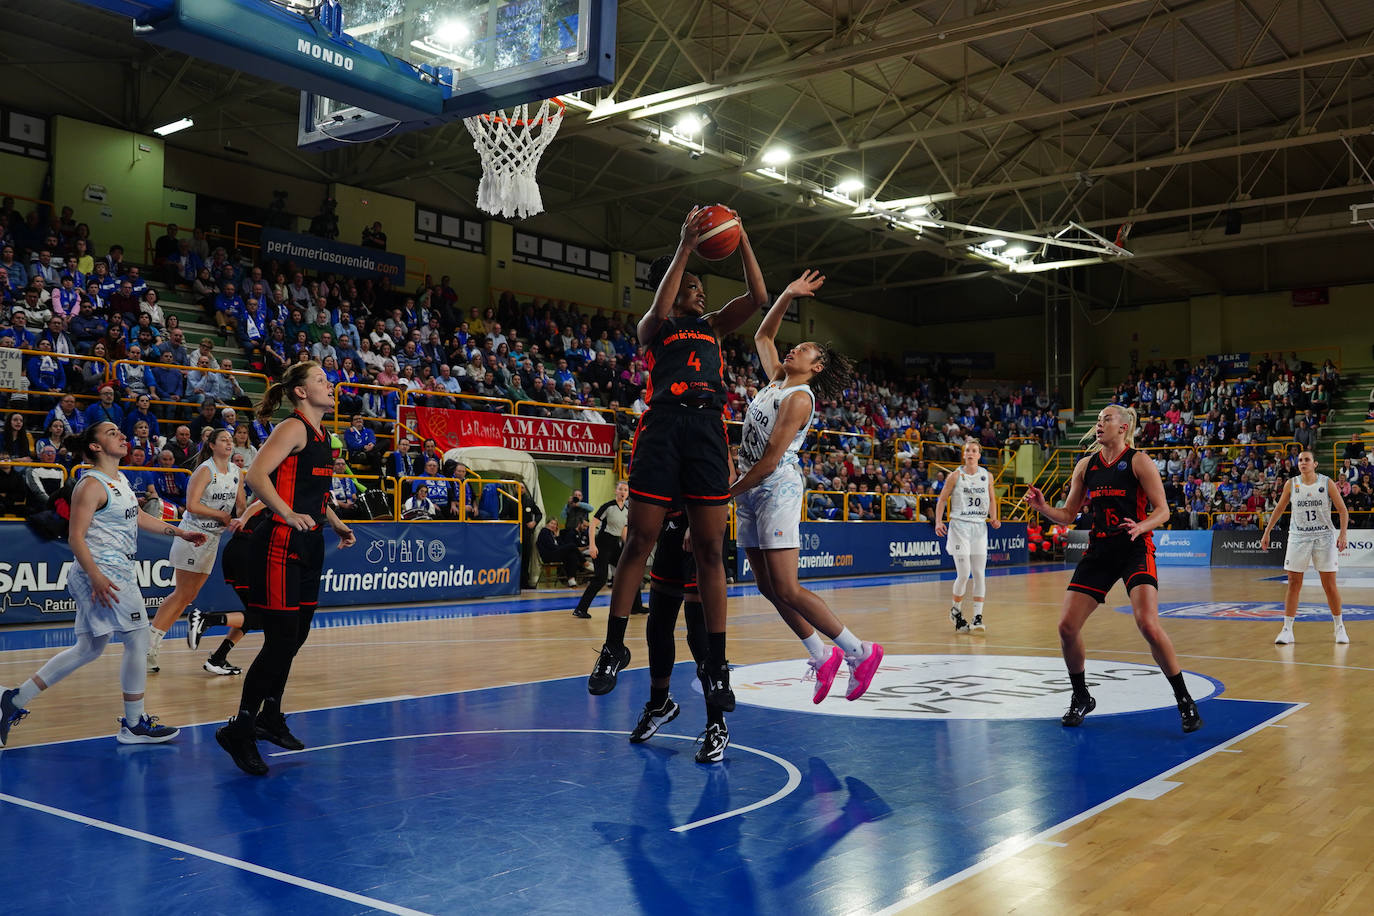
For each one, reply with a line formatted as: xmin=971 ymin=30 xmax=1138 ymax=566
xmin=731 ymin=654 xmax=1220 ymax=720
xmin=266 ymin=728 xmax=801 ymax=832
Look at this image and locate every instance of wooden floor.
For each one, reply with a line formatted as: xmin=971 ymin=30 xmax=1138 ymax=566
xmin=2 ymin=565 xmax=1372 ymax=913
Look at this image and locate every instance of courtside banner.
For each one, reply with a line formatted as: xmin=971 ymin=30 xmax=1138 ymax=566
xmin=1211 ymin=529 xmax=1286 ymax=566
xmin=1153 ymin=530 xmax=1213 ymax=566
xmin=0 ymin=522 xmax=518 ymax=625
xmin=260 ymin=227 xmax=406 ymax=280
xmin=736 ymin=522 xmax=1027 ymax=582
xmin=414 ymin=405 xmax=615 ymax=458
xmin=1339 ymin=533 xmax=1374 ymax=568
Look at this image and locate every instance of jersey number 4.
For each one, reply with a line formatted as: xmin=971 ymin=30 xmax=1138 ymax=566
xmin=686 ymin=352 xmax=702 ymax=371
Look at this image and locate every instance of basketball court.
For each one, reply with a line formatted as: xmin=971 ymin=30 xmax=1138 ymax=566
xmin=1 ymin=564 xmax=1365 ymax=913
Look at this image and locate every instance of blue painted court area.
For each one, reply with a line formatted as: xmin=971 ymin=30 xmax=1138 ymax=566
xmin=0 ymin=668 xmax=1293 ymax=915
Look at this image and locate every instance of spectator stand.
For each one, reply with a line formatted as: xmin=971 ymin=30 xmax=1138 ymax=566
xmin=0 ymin=459 xmax=71 ymax=519
xmin=142 ymin=220 xmax=238 ymax=274
xmin=0 ymin=348 xmax=110 ymax=413
xmin=487 ymin=287 xmax=641 ymax=337
xmin=394 ymin=474 xmax=525 ymax=523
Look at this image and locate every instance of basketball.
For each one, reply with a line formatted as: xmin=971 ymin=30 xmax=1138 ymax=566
xmin=695 ymin=205 xmax=742 ymax=260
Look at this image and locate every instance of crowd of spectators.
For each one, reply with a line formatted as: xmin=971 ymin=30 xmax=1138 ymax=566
xmin=1106 ymin=353 xmax=1342 ymax=449
xmin=6 ymin=198 xmax=1366 ymax=544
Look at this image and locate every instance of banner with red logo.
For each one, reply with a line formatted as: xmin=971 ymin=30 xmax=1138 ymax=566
xmin=413 ymin=406 xmax=615 ymax=458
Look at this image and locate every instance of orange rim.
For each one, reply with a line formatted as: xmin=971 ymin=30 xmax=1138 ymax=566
xmin=477 ymin=98 xmax=566 ymax=126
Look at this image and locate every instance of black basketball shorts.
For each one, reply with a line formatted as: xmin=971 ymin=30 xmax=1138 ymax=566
xmin=239 ymin=520 xmax=326 ymax=612
xmin=1068 ymin=532 xmax=1158 ymax=603
xmin=627 ymin=407 xmax=730 ymax=507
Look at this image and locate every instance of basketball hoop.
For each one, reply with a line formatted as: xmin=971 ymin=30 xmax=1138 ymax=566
xmin=463 ymin=98 xmax=565 ymax=220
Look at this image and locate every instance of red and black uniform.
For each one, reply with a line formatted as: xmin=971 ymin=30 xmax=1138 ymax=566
xmin=1068 ymin=446 xmax=1158 ymax=602
xmin=227 ymin=410 xmax=335 ymax=748
xmin=629 ymin=315 xmax=730 ymax=507
xmin=242 ymin=411 xmax=333 ymax=613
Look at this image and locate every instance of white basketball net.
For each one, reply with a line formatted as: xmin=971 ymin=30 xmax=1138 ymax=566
xmin=463 ymin=99 xmax=565 ymax=220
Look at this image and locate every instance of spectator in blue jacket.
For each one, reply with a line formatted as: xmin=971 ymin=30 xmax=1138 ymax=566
xmin=24 ymin=341 xmax=66 ymax=409
xmin=83 ymin=383 xmax=125 ymax=429
xmin=44 ymin=393 xmax=86 ymax=436
xmin=213 ymin=282 xmax=244 ymax=339
xmin=117 ymin=344 xmax=158 ymax=400
xmin=121 ymin=393 xmax=161 ymax=441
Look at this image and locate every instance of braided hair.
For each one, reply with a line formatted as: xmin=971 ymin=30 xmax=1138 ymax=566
xmin=809 ymin=342 xmax=854 ymax=401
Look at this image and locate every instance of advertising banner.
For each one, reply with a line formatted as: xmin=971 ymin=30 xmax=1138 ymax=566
xmin=260 ymin=227 xmax=407 ymax=280
xmin=1152 ymin=530 xmax=1213 ymax=567
xmin=736 ymin=522 xmax=1027 ymax=581
xmin=414 ymin=406 xmax=615 ymax=458
xmin=0 ymin=522 xmax=518 ymax=626
xmin=1205 ymin=352 xmax=1252 ymax=377
xmin=1341 ymin=533 xmax=1374 ymax=568
xmin=1211 ymin=529 xmax=1286 ymax=567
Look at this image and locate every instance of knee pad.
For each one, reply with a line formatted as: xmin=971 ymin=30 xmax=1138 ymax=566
xmin=646 ymin=592 xmax=681 ymax=678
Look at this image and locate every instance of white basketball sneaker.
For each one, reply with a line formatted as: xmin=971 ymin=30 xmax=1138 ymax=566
xmin=1274 ymin=626 xmax=1294 ymax=646
xmin=1335 ymin=623 xmax=1349 ymax=645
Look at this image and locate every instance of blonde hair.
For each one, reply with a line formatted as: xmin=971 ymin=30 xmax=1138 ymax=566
xmin=1081 ymin=404 xmax=1137 ymax=454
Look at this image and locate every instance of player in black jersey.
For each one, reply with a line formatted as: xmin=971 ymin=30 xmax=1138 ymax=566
xmin=186 ymin=499 xmax=269 ymax=676
xmin=628 ymin=507 xmax=730 ymax=763
xmin=215 ymin=361 xmax=356 ymax=776
xmin=587 ymin=205 xmax=768 ymax=710
xmin=1025 ymin=405 xmax=1202 ymax=734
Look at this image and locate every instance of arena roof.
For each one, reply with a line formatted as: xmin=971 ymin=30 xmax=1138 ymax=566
xmin=7 ymin=0 xmax=1374 ymax=319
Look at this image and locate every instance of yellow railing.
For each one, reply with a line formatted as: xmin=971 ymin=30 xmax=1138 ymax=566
xmin=395 ymin=474 xmax=523 ymax=523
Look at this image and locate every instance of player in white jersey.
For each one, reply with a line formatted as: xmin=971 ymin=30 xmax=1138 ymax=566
xmin=0 ymin=422 xmax=206 ymax=748
xmin=935 ymin=439 xmax=1002 ymax=633
xmin=1260 ymin=450 xmax=1350 ymax=645
xmin=731 ymin=270 xmax=884 ymax=703
xmin=147 ymin=428 xmax=245 ymax=671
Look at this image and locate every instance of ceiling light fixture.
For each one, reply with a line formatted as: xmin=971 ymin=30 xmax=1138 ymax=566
xmin=153 ymin=117 xmax=194 ymax=136
xmin=761 ymin=147 xmax=791 ymax=166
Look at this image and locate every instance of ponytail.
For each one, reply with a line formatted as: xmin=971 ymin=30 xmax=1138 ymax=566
xmin=258 ymin=360 xmax=318 ymax=421
xmin=1081 ymin=404 xmax=1137 ymax=454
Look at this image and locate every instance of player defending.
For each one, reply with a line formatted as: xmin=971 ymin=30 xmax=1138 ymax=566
xmin=146 ymin=428 xmax=244 ymax=672
xmin=730 ymin=269 xmax=884 ymax=702
xmin=0 ymin=423 xmax=207 ymax=748
xmin=1023 ymin=405 xmax=1202 ymax=733
xmin=586 ymin=206 xmax=768 ymax=708
xmin=1261 ymin=450 xmax=1350 ymax=645
xmin=935 ymin=439 xmax=1001 ymax=633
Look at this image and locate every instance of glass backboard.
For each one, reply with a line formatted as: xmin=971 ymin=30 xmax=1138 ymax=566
xmin=298 ymin=0 xmax=615 ymax=150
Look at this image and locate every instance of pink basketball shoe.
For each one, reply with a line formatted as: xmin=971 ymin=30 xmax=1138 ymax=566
xmin=807 ymin=646 xmax=844 ymax=704
xmin=844 ymin=643 xmax=885 ymax=701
